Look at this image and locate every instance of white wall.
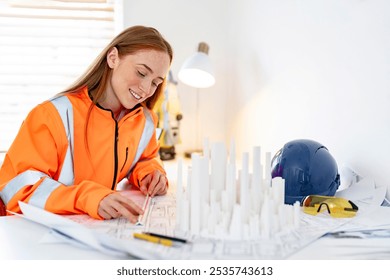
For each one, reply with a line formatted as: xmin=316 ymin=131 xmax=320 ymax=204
xmin=227 ymin=0 xmax=390 ymax=195
xmin=121 ymin=1 xmax=390 ymax=196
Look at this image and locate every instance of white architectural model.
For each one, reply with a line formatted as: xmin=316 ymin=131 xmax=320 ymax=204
xmin=175 ymin=140 xmax=300 ymax=240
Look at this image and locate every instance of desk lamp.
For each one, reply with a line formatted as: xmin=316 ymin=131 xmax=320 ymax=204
xmin=178 ymin=42 xmax=215 ymax=158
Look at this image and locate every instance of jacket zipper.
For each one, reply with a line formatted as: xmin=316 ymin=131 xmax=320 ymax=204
xmin=111 ymin=119 xmax=119 ymax=190
xmin=120 ymin=147 xmax=129 ymax=172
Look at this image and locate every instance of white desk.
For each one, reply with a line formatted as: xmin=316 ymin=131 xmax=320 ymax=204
xmin=2 ymin=211 xmax=390 ymax=260
xmin=1 ymin=158 xmax=390 ymax=260
xmin=0 ymin=215 xmax=121 ymax=260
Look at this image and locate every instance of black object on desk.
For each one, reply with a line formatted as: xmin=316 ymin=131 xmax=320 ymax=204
xmin=143 ymin=232 xmax=188 ymax=244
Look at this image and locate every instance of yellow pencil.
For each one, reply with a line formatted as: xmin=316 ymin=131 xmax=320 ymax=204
xmin=133 ymin=233 xmax=173 ymax=247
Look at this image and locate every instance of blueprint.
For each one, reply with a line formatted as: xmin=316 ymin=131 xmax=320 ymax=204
xmin=59 ymin=188 xmax=357 ymax=259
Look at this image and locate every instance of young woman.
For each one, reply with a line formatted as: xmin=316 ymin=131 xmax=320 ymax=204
xmin=0 ymin=25 xmax=173 ymax=223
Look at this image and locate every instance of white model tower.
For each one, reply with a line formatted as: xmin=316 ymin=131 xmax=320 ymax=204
xmin=175 ymin=140 xmax=300 ymax=240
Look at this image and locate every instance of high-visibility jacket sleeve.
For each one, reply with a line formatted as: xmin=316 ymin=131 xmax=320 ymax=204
xmin=0 ymin=103 xmax=113 ymax=219
xmin=128 ymin=110 xmax=168 ymax=188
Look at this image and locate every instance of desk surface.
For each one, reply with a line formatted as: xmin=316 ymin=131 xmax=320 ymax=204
xmin=2 ymin=213 xmax=390 ymax=260
xmin=1 ymin=159 xmax=390 ymax=260
xmin=0 ymin=216 xmax=119 ymax=260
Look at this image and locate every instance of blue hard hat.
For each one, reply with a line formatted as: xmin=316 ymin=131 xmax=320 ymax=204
xmin=271 ymin=139 xmax=340 ymax=205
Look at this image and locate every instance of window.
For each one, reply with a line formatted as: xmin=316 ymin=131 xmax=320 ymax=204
xmin=0 ymin=0 xmax=117 ymax=153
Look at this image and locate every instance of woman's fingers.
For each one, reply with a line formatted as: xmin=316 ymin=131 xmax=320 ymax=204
xmin=140 ymin=170 xmax=168 ymax=197
xmin=98 ymin=193 xmax=144 ymax=223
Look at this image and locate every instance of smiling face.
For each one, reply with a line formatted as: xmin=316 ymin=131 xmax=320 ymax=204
xmin=103 ymin=47 xmax=170 ymax=116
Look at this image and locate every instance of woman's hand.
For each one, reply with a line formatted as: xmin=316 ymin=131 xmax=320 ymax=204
xmin=139 ymin=170 xmax=168 ymax=197
xmin=98 ymin=192 xmax=143 ymax=223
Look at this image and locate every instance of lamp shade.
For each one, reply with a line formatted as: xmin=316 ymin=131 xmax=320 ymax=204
xmin=178 ymin=42 xmax=215 ymax=88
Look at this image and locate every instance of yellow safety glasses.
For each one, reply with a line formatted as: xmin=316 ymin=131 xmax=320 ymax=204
xmin=302 ymin=195 xmax=358 ymax=218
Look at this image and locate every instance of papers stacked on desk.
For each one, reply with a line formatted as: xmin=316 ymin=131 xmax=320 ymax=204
xmin=17 ymin=201 xmax=161 ymax=259
xmin=13 ymin=164 xmax=390 ymax=260
xmin=13 ymin=186 xmax=385 ymax=260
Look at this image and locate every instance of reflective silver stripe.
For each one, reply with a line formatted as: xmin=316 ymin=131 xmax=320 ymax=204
xmin=127 ymin=109 xmax=156 ymax=175
xmin=29 ymin=177 xmax=62 ymax=208
xmin=0 ymin=170 xmax=47 ymax=205
xmin=50 ymin=96 xmax=75 ymax=186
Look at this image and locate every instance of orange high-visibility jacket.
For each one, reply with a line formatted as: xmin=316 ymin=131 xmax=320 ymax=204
xmin=0 ymin=87 xmax=165 ymax=219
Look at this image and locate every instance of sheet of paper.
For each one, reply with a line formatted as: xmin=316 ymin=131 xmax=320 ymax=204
xmin=336 ymin=177 xmax=386 ymax=206
xmin=64 ymin=190 xmax=157 ymax=238
xmin=333 ymin=204 xmax=390 ymax=231
xmin=318 ymin=227 xmax=390 ymax=259
xmin=17 ymin=201 xmax=162 ymax=259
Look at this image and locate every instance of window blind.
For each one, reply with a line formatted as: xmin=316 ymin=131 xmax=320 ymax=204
xmin=0 ymin=0 xmax=116 ymax=152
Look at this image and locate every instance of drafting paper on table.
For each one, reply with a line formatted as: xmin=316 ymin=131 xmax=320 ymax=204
xmin=17 ymin=201 xmax=162 ymax=259
xmin=64 ymin=190 xmax=163 ymax=238
xmin=61 ymin=189 xmax=357 ymax=259
xmin=14 ymin=187 xmax=381 ymax=260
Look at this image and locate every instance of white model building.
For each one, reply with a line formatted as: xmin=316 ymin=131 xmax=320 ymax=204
xmin=175 ymin=140 xmax=300 ymax=240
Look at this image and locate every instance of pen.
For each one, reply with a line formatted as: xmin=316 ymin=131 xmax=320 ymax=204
xmin=143 ymin=232 xmax=188 ymax=243
xmin=133 ymin=232 xmax=173 ymax=247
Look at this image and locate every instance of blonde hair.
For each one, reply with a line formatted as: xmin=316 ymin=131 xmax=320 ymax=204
xmin=63 ymin=25 xmax=173 ymax=110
